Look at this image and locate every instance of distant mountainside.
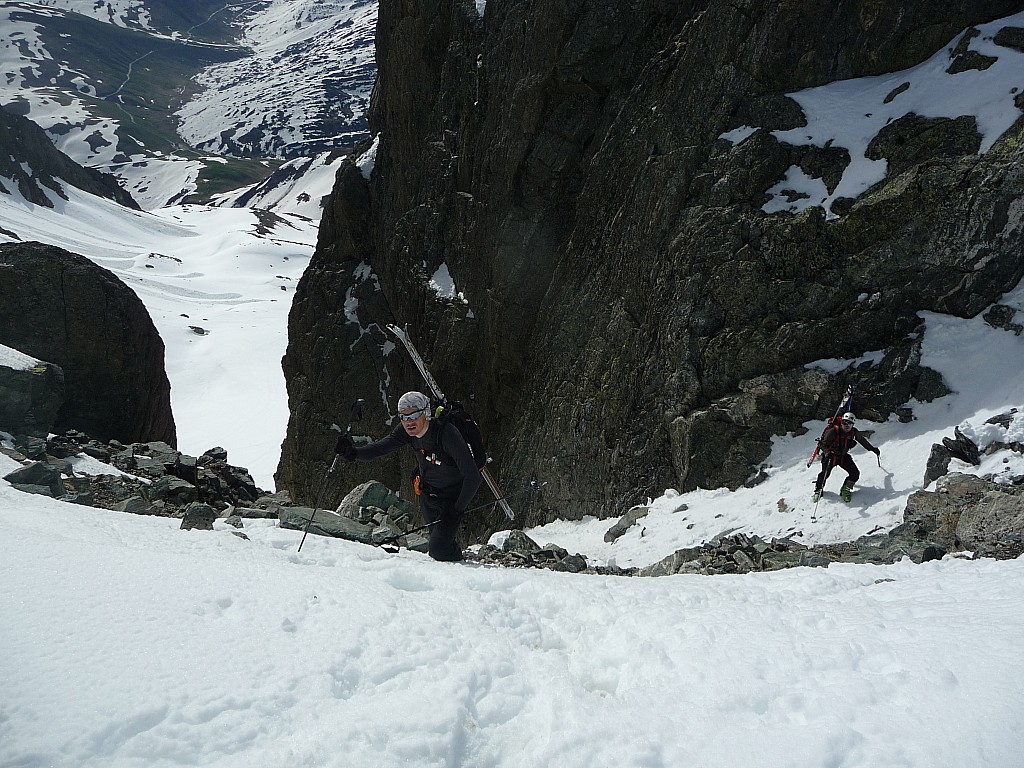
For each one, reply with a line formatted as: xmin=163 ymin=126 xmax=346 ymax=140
xmin=0 ymin=0 xmax=376 ymax=208
xmin=0 ymin=104 xmax=138 ymax=209
xmin=176 ymin=0 xmax=376 ymax=158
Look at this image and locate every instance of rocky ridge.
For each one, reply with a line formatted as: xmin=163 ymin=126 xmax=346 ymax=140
xmin=280 ymin=0 xmax=1024 ymax=542
xmin=0 ymin=106 xmax=138 ymax=209
xmin=2 ymin=430 xmax=272 ymax=525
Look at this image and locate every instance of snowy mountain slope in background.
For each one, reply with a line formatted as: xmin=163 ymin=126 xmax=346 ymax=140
xmin=23 ymin=0 xmax=154 ymax=30
xmin=0 ymin=174 xmax=315 ymax=489
xmin=0 ymin=0 xmax=374 ymax=207
xmin=176 ymin=0 xmax=376 ymax=158
xmin=31 ymin=0 xmax=249 ymax=37
xmin=0 ymin=0 xmax=253 ymax=207
xmin=208 ymin=150 xmax=345 ymax=220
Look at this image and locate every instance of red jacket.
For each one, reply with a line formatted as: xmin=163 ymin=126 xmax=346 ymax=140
xmin=821 ymin=424 xmax=877 ymax=458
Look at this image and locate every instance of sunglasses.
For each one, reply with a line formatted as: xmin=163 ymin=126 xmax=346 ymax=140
xmin=399 ymin=408 xmax=426 ymax=421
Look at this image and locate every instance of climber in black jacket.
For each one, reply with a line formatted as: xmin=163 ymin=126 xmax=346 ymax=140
xmin=335 ymin=391 xmax=481 ymax=561
xmin=813 ymin=411 xmax=879 ymax=502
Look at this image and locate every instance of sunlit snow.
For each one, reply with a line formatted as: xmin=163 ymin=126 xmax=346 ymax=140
xmin=0 ymin=180 xmax=314 ymax=489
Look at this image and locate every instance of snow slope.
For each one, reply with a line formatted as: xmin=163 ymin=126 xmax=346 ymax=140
xmin=2 ymin=461 xmax=1024 ymax=768
xmin=0 ymin=178 xmax=314 ymax=489
xmin=2 ymin=281 xmax=1023 ymax=764
xmin=208 ymin=150 xmax=344 ymax=220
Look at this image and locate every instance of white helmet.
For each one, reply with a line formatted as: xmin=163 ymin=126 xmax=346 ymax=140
xmin=840 ymin=412 xmax=856 ymax=425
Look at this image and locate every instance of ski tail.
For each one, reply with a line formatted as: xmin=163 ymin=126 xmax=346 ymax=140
xmin=806 ymin=385 xmax=855 ymax=467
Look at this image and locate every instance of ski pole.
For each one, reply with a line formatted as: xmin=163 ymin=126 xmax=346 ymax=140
xmin=298 ymin=398 xmax=366 ymax=552
xmin=465 ymin=480 xmax=548 ymax=514
xmin=377 ymin=519 xmax=440 ymax=547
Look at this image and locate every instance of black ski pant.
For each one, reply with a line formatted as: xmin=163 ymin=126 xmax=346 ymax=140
xmin=815 ymin=453 xmax=860 ymax=492
xmin=419 ymin=492 xmax=465 ymax=562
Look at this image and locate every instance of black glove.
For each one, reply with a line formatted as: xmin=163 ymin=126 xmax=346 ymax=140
xmin=335 ymin=433 xmax=356 ymax=461
xmin=873 ymin=447 xmax=881 ymax=455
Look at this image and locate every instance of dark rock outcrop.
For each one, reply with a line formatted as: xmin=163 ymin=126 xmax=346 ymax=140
xmin=280 ymin=1 xmax=1024 ymax=540
xmin=642 ymin=473 xmax=1024 ymax=576
xmin=2 ymin=429 xmax=270 ymax=517
xmin=604 ymin=505 xmax=649 ymax=543
xmin=0 ymin=349 xmax=64 ymax=437
xmin=0 ymin=105 xmax=138 ymax=210
xmin=903 ymin=473 xmax=1024 ymax=559
xmin=3 ymin=460 xmax=67 ymax=497
xmin=278 ymin=480 xmax=425 ymax=550
xmin=0 ymin=241 xmax=175 ymax=445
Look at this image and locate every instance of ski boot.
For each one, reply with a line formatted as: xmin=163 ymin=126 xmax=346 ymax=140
xmin=839 ymin=482 xmax=854 ymax=502
xmin=812 ymin=489 xmax=822 ymax=503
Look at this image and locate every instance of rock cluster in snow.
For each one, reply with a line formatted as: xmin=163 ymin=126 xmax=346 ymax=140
xmin=1 ymin=431 xmax=266 ymax=517
xmin=3 ymin=424 xmax=1023 ymax=573
xmin=639 ymin=469 xmax=1024 ymax=576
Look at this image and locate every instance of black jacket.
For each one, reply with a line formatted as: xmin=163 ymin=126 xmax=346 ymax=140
xmin=353 ymin=419 xmax=482 ymax=511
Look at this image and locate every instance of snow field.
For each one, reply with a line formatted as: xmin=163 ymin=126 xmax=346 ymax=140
xmin=2 ymin=479 xmax=1024 ymax=768
xmin=0 ymin=182 xmax=315 ymax=489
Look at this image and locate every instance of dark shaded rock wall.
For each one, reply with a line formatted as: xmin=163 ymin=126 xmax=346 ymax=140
xmin=0 ymin=355 xmax=64 ymax=437
xmin=0 ymin=242 xmax=175 ymax=445
xmin=280 ymin=0 xmax=1024 ymax=537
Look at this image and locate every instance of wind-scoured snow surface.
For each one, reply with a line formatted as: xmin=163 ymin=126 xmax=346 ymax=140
xmin=0 ymin=178 xmax=314 ymax=489
xmin=176 ymin=0 xmax=377 ymax=158
xmin=2 ymin=452 xmax=1024 ymax=767
xmin=720 ymin=11 xmax=1024 ymax=216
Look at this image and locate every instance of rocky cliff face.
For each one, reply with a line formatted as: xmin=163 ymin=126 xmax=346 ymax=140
xmin=0 ymin=242 xmax=175 ymax=445
xmin=280 ymin=0 xmax=1024 ymax=537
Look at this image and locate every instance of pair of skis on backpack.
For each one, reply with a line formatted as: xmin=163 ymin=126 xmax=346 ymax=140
xmin=387 ymin=324 xmax=515 ymax=521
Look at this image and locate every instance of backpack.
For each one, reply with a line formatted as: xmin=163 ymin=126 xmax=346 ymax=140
xmin=432 ymin=400 xmax=488 ymax=470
